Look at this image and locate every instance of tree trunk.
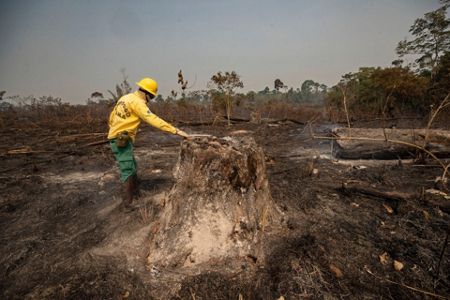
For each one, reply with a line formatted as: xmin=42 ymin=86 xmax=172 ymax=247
xmin=226 ymin=94 xmax=232 ymax=126
xmin=332 ymin=128 xmax=450 ymax=159
xmin=147 ymin=136 xmax=281 ymax=270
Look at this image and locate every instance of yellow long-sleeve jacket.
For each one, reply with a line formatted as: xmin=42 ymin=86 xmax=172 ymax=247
xmin=108 ymin=91 xmax=177 ymax=141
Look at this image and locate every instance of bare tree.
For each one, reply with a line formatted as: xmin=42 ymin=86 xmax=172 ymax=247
xmin=107 ymin=68 xmax=132 ymax=103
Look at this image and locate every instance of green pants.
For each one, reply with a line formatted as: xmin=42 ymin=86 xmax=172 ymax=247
xmin=110 ymin=139 xmax=137 ymax=182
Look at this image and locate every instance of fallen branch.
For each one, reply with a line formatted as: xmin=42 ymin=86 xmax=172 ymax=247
xmin=330 ymin=128 xmax=450 ymax=159
xmin=221 ymin=116 xmax=250 ymax=123
xmin=156 ymin=143 xmax=182 ymax=148
xmin=269 ymin=166 xmax=299 ymax=175
xmin=365 ymin=267 xmax=447 ymax=299
xmin=3 ymin=148 xmax=76 ymax=155
xmin=412 ymin=164 xmax=444 ymax=168
xmin=178 ymin=121 xmax=215 ymax=126
xmin=423 ymin=193 xmax=450 ymax=214
xmin=6 ymin=147 xmax=45 ymax=155
xmin=81 ymin=139 xmax=109 ymax=147
xmin=338 ymin=181 xmax=415 ymax=203
xmin=57 ymin=132 xmax=106 ymax=138
xmin=31 ymin=136 xmax=54 ymax=147
xmin=313 ymin=135 xmax=450 ymax=178
xmin=331 ymin=117 xmax=423 ymax=125
xmin=269 ymin=118 xmax=305 ymax=125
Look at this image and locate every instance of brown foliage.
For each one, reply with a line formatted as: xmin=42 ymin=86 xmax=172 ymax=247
xmin=326 ymin=67 xmax=429 ymax=122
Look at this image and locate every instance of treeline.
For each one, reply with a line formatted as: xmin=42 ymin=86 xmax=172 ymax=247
xmin=82 ymin=78 xmax=328 ymax=106
xmin=327 ymin=1 xmax=450 ymax=119
xmin=1 ymin=1 xmax=448 ymax=125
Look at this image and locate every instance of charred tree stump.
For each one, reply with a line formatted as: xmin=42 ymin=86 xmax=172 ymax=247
xmin=147 ymin=136 xmax=280 ymax=270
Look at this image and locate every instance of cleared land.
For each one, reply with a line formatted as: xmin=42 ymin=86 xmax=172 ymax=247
xmin=1 ymin=118 xmax=449 ymax=299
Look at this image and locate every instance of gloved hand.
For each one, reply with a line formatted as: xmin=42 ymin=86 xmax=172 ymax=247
xmin=176 ymin=129 xmax=191 ymax=139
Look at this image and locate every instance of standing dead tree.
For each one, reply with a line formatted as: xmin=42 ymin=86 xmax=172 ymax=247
xmin=415 ymin=93 xmax=450 ymax=163
xmin=172 ymin=70 xmax=197 ymax=100
xmin=106 ymin=68 xmax=132 ymax=103
xmin=338 ymin=84 xmax=352 ymax=133
xmin=424 ymin=93 xmax=450 ymax=146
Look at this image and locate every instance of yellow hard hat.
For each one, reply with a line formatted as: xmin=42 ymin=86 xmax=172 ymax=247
xmin=136 ymin=77 xmax=158 ymax=96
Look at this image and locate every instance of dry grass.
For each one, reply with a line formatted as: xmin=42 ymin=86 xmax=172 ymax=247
xmin=138 ymin=203 xmax=153 ymax=225
xmin=254 ymin=101 xmax=323 ymax=122
xmin=1 ymin=97 xmax=325 ymax=135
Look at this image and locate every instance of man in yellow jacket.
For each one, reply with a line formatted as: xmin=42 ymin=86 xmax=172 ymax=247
xmin=108 ymin=77 xmax=189 ymax=210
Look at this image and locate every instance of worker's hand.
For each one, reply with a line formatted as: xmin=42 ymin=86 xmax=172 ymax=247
xmin=176 ymin=129 xmax=191 ymax=139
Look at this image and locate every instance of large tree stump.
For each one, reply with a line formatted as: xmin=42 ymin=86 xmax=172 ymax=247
xmin=147 ymin=136 xmax=280 ymax=270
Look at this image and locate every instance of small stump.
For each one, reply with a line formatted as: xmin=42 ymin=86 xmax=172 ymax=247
xmin=148 ymin=136 xmax=280 ymax=270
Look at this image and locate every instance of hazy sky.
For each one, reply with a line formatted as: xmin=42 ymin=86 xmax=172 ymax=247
xmin=0 ymin=0 xmax=442 ymax=103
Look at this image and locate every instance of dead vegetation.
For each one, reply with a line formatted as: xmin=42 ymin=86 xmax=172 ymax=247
xmin=2 ymin=1 xmax=449 ymax=297
xmin=1 ymin=95 xmax=450 ymax=299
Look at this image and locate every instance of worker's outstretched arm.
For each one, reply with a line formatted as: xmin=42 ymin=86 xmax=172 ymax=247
xmin=133 ymin=100 xmax=189 ymax=137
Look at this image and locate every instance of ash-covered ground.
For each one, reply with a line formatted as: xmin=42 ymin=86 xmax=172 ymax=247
xmin=1 ymin=121 xmax=449 ymax=299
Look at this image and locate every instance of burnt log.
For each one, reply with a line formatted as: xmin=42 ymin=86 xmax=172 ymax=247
xmin=147 ymin=136 xmax=281 ymax=270
xmin=332 ymin=128 xmax=450 ymax=159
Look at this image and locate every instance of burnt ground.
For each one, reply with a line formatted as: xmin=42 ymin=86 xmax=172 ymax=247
xmin=1 ymin=121 xmax=449 ymax=299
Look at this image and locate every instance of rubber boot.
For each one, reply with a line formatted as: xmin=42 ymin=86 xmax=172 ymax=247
xmin=132 ymin=174 xmax=141 ymax=198
xmin=121 ymin=176 xmax=135 ymax=212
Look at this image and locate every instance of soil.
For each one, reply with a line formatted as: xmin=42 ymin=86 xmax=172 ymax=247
xmin=1 ymin=120 xmax=449 ymax=299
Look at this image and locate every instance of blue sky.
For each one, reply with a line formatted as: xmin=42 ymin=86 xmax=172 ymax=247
xmin=0 ymin=0 xmax=442 ymax=103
